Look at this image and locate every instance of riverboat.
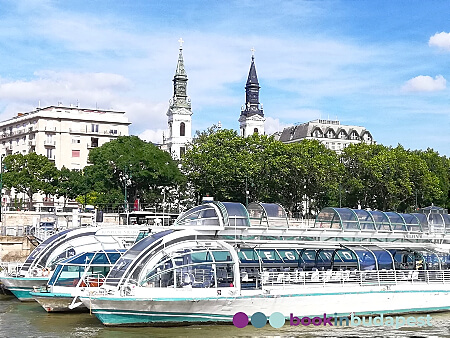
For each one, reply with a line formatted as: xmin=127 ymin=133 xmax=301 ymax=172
xmin=80 ymin=201 xmax=450 ymax=326
xmin=31 ymin=249 xmax=125 ymax=312
xmin=0 ymin=226 xmax=139 ymax=301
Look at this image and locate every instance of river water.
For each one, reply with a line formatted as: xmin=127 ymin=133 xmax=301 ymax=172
xmin=1 ymin=294 xmax=450 ymax=338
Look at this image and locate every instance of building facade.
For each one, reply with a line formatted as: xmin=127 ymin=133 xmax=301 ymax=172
xmin=0 ymin=104 xmax=130 ymax=170
xmin=276 ymin=119 xmax=374 ymax=153
xmin=0 ymin=104 xmax=130 ymax=210
xmin=239 ymin=53 xmax=265 ymax=137
xmin=163 ymin=39 xmax=193 ymax=159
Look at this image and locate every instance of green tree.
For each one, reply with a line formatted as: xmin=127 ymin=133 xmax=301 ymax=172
xmin=341 ymin=144 xmax=442 ymax=211
xmin=3 ymin=153 xmax=58 ymax=210
xmin=55 ymin=167 xmax=90 ymax=208
xmin=182 ymin=129 xmax=341 ymax=215
xmin=86 ymin=136 xmax=184 ymax=209
xmin=413 ymin=148 xmax=449 ymax=209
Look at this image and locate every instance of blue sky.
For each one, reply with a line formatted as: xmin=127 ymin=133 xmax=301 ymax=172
xmin=0 ymin=0 xmax=449 ymax=155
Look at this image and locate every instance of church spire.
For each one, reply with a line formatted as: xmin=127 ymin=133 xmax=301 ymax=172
xmin=241 ymin=48 xmax=263 ymax=118
xmin=170 ymin=37 xmax=190 ymax=110
xmin=164 ymin=38 xmax=193 ymax=160
xmin=239 ymin=48 xmax=265 ymax=138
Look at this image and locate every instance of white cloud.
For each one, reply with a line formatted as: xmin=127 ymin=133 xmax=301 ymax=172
xmin=401 ymin=75 xmax=446 ymax=92
xmin=138 ymin=129 xmax=166 ymax=144
xmin=264 ymin=117 xmax=290 ymax=135
xmin=429 ymin=32 xmax=450 ymax=51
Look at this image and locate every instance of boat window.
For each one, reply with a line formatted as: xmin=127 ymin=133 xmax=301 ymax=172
xmin=316 ymin=249 xmax=334 ymax=270
xmin=140 ymin=248 xmax=234 ymax=289
xmin=48 ymin=264 xmax=64 ymax=286
xmin=175 ymin=205 xmax=220 ymax=227
xmin=106 ymin=230 xmax=173 ymax=286
xmin=238 ymin=249 xmax=259 ymax=263
xmin=67 ymin=252 xmax=95 ymax=265
xmin=106 ymin=253 xmax=123 ymax=264
xmin=20 ymin=229 xmax=73 ymax=272
xmin=385 ymin=212 xmax=407 ymax=231
xmin=300 ymin=249 xmax=317 ymax=270
xmin=212 ymin=251 xmax=233 ymax=262
xmin=353 ymin=209 xmax=375 ymax=230
xmin=53 ymin=265 xmax=86 ymax=287
xmin=255 ymin=249 xmax=282 ymax=263
xmin=412 ymin=213 xmax=428 ymax=232
xmin=222 ymin=202 xmax=250 ymax=227
xmin=277 ymin=249 xmax=299 ymax=262
xmin=388 ymin=249 xmax=417 ymax=270
xmin=91 ymin=253 xmax=110 ymax=265
xmin=368 ymin=249 xmax=393 ymax=270
xmin=332 ymin=249 xmax=358 ymax=270
xmin=352 ymin=249 xmax=376 ymax=270
xmin=368 ymin=211 xmax=392 ymax=231
xmin=401 ymin=213 xmax=422 ymax=232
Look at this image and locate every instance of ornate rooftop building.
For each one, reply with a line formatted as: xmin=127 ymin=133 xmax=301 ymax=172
xmin=276 ymin=119 xmax=374 ymax=153
xmin=239 ymin=50 xmax=265 ymax=137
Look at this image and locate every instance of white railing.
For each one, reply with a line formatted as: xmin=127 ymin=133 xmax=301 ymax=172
xmin=0 ymin=261 xmax=24 ymax=277
xmin=260 ymin=269 xmax=450 ymax=287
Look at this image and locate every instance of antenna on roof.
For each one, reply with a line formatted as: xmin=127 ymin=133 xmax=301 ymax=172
xmin=38 ymin=100 xmax=41 ymax=109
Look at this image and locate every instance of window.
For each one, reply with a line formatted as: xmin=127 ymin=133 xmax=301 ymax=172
xmin=313 ymin=129 xmax=322 ymax=138
xmin=180 ymin=122 xmax=185 ymax=137
xmin=326 ymin=129 xmax=334 ymax=138
xmin=91 ymin=137 xmax=99 ymax=148
xmin=339 ymin=131 xmax=346 ymax=139
xmin=350 ymin=132 xmax=359 ymax=140
xmin=180 ymin=147 xmax=186 ymax=157
xmin=253 ymin=128 xmax=259 ymax=134
xmin=72 ymin=137 xmax=81 ymax=144
xmin=91 ymin=124 xmax=99 ymax=133
xmin=46 ymin=148 xmax=53 ymax=159
xmin=72 ymin=150 xmax=80 ymax=158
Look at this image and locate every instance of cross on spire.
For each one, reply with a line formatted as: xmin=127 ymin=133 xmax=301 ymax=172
xmin=178 ymin=37 xmax=184 ymax=49
xmin=251 ymin=47 xmax=255 ymax=59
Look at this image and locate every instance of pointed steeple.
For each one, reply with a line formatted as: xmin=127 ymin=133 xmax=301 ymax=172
xmin=170 ymin=38 xmax=190 ymax=110
xmin=241 ymin=48 xmax=263 ymax=118
xmin=164 ymin=38 xmax=193 ymax=160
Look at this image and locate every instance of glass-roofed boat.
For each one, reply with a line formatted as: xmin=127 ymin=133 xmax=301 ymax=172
xmin=0 ymin=226 xmax=139 ymax=301
xmin=30 ymin=249 xmax=126 ymax=312
xmin=79 ymin=201 xmax=450 ymax=327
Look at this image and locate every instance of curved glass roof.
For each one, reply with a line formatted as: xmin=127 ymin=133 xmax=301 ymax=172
xmin=247 ymin=202 xmax=289 ymax=227
xmin=59 ymin=249 xmax=126 ymax=266
xmin=174 ymin=202 xmax=250 ymax=228
xmin=315 ymin=207 xmax=426 ymax=232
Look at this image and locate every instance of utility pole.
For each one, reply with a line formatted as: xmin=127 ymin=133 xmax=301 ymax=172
xmin=0 ymin=154 xmax=4 ymax=223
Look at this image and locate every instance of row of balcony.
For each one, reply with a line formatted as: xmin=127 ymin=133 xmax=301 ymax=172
xmin=1 ymin=126 xmax=122 ymax=138
xmin=2 ymin=141 xmax=100 ymax=150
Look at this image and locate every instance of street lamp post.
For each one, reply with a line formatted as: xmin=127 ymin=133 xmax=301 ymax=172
xmin=0 ymin=154 xmax=4 ymax=223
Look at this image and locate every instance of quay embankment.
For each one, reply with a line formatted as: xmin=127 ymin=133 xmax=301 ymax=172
xmin=0 ymin=210 xmax=120 ymax=262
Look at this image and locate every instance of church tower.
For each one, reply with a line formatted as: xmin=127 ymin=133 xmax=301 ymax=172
xmin=239 ymin=49 xmax=265 ymax=137
xmin=165 ymin=38 xmax=193 ymax=159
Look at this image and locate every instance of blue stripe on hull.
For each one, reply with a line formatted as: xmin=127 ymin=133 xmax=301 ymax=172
xmin=93 ymin=310 xmax=232 ymax=326
xmin=9 ymin=288 xmax=34 ymax=301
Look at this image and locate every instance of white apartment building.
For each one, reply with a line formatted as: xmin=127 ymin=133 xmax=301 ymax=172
xmin=0 ymin=104 xmax=130 ymax=210
xmin=0 ymin=104 xmax=130 ymax=170
xmin=276 ymin=119 xmax=374 ymax=153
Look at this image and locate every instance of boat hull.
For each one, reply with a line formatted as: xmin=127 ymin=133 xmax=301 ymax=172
xmin=32 ymin=292 xmax=88 ymax=312
xmin=0 ymin=277 xmax=48 ymax=301
xmin=82 ymin=284 xmax=450 ymax=326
